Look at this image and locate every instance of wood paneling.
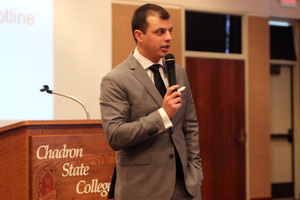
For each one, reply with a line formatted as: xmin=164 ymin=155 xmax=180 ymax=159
xmin=248 ymin=15 xmax=272 ymax=199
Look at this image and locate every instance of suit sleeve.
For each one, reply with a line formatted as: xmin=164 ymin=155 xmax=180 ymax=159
xmin=100 ymin=74 xmax=166 ymax=151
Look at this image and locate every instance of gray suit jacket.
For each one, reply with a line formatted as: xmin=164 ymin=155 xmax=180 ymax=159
xmin=100 ymin=53 xmax=203 ymax=200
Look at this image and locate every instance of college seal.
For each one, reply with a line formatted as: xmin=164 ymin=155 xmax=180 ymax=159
xmin=36 ymin=162 xmax=59 ymax=200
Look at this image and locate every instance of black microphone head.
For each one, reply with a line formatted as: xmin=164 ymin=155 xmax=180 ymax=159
xmin=40 ymin=85 xmax=53 ymax=94
xmin=165 ymin=53 xmax=175 ymax=69
xmin=165 ymin=53 xmax=174 ymax=60
xmin=40 ymin=85 xmax=49 ymax=92
xmin=165 ymin=53 xmax=176 ymax=87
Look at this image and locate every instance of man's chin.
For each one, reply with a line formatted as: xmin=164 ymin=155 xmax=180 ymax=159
xmin=160 ymin=51 xmax=169 ymax=58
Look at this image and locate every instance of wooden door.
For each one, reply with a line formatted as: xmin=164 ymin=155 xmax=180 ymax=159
xmin=186 ymin=57 xmax=245 ymax=200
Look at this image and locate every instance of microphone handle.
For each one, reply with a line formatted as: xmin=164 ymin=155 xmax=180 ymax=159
xmin=168 ymin=69 xmax=176 ymax=86
xmin=52 ymin=91 xmax=90 ymax=120
xmin=168 ymin=67 xmax=177 ymax=92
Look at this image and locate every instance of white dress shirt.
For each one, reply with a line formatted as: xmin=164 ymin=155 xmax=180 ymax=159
xmin=133 ymin=48 xmax=173 ymax=129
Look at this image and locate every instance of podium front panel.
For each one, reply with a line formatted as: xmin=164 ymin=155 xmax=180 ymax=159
xmin=30 ymin=134 xmax=115 ymax=199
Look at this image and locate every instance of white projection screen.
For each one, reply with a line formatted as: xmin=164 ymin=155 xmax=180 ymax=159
xmin=0 ymin=0 xmax=53 ymax=121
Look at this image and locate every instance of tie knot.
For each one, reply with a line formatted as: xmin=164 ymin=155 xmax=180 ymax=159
xmin=149 ymin=64 xmax=161 ymax=72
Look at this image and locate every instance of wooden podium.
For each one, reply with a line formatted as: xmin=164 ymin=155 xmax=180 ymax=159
xmin=0 ymin=120 xmax=115 ymax=200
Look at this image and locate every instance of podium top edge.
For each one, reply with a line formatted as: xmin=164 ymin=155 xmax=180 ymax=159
xmin=0 ymin=120 xmax=102 ymax=133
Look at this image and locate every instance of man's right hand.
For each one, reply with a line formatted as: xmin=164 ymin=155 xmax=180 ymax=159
xmin=162 ymin=85 xmax=182 ymax=118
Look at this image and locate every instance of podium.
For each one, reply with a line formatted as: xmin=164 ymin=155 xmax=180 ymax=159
xmin=0 ymin=120 xmax=115 ymax=200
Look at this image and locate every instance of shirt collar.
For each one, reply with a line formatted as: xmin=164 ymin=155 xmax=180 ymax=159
xmin=133 ymin=48 xmax=164 ymax=70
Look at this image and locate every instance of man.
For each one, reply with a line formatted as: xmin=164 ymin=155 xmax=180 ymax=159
xmin=100 ymin=3 xmax=203 ymax=200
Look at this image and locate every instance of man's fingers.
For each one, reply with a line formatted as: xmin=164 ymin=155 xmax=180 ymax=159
xmin=166 ymin=84 xmax=179 ymax=95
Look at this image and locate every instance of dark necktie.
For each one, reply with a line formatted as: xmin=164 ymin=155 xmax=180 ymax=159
xmin=149 ymin=64 xmax=166 ymax=98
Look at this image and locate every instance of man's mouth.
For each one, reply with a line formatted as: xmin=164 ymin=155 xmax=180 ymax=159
xmin=161 ymin=45 xmax=170 ymax=51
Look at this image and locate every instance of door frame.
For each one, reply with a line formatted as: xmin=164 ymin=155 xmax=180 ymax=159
xmin=270 ymin=64 xmax=295 ymax=198
xmin=269 ymin=18 xmax=300 ymax=198
xmin=270 ymin=59 xmax=300 ymax=199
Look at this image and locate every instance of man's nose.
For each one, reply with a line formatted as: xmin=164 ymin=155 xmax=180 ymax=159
xmin=166 ymin=31 xmax=172 ymax=41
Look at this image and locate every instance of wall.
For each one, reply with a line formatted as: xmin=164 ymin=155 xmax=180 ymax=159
xmin=0 ymin=0 xmax=111 ymax=128
xmin=114 ymin=0 xmax=300 ymax=19
xmin=1 ymin=1 xmax=299 ymax=124
xmin=114 ymin=0 xmax=269 ymax=16
xmin=248 ymin=16 xmax=271 ymax=199
xmin=53 ymin=0 xmax=111 ymax=120
xmin=270 ymin=0 xmax=300 ymax=19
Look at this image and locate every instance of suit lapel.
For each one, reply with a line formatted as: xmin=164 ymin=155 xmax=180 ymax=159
xmin=126 ymin=53 xmax=163 ymax=106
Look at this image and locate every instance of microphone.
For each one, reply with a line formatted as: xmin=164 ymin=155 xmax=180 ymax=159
xmin=165 ymin=53 xmax=176 ymax=87
xmin=40 ymin=85 xmax=90 ymax=119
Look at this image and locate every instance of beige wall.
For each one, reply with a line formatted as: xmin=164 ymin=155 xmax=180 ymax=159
xmin=114 ymin=0 xmax=300 ymax=19
xmin=248 ymin=16 xmax=271 ymax=199
xmin=0 ymin=0 xmax=112 ymax=128
xmin=53 ymin=0 xmax=111 ymax=120
xmin=270 ymin=0 xmax=300 ymax=19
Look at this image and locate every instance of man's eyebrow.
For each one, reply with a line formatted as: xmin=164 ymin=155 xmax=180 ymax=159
xmin=155 ymin=27 xmax=173 ymax=32
xmin=154 ymin=28 xmax=166 ymax=32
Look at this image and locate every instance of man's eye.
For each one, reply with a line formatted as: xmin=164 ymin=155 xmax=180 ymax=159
xmin=158 ymin=30 xmax=164 ymax=34
xmin=156 ymin=29 xmax=165 ymax=35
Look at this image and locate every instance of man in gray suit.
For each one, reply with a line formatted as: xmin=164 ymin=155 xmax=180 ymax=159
xmin=100 ymin=3 xmax=203 ymax=200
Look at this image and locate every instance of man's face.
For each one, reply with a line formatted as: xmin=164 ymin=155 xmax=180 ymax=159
xmin=137 ymin=15 xmax=173 ymax=63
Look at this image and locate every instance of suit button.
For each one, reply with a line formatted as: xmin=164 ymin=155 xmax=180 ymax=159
xmin=169 ymin=154 xmax=174 ymax=159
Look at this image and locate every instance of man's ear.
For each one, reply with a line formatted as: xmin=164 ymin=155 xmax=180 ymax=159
xmin=134 ymin=30 xmax=143 ymax=43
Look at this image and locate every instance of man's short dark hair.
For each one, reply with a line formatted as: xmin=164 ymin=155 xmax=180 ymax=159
xmin=131 ymin=3 xmax=170 ymax=43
